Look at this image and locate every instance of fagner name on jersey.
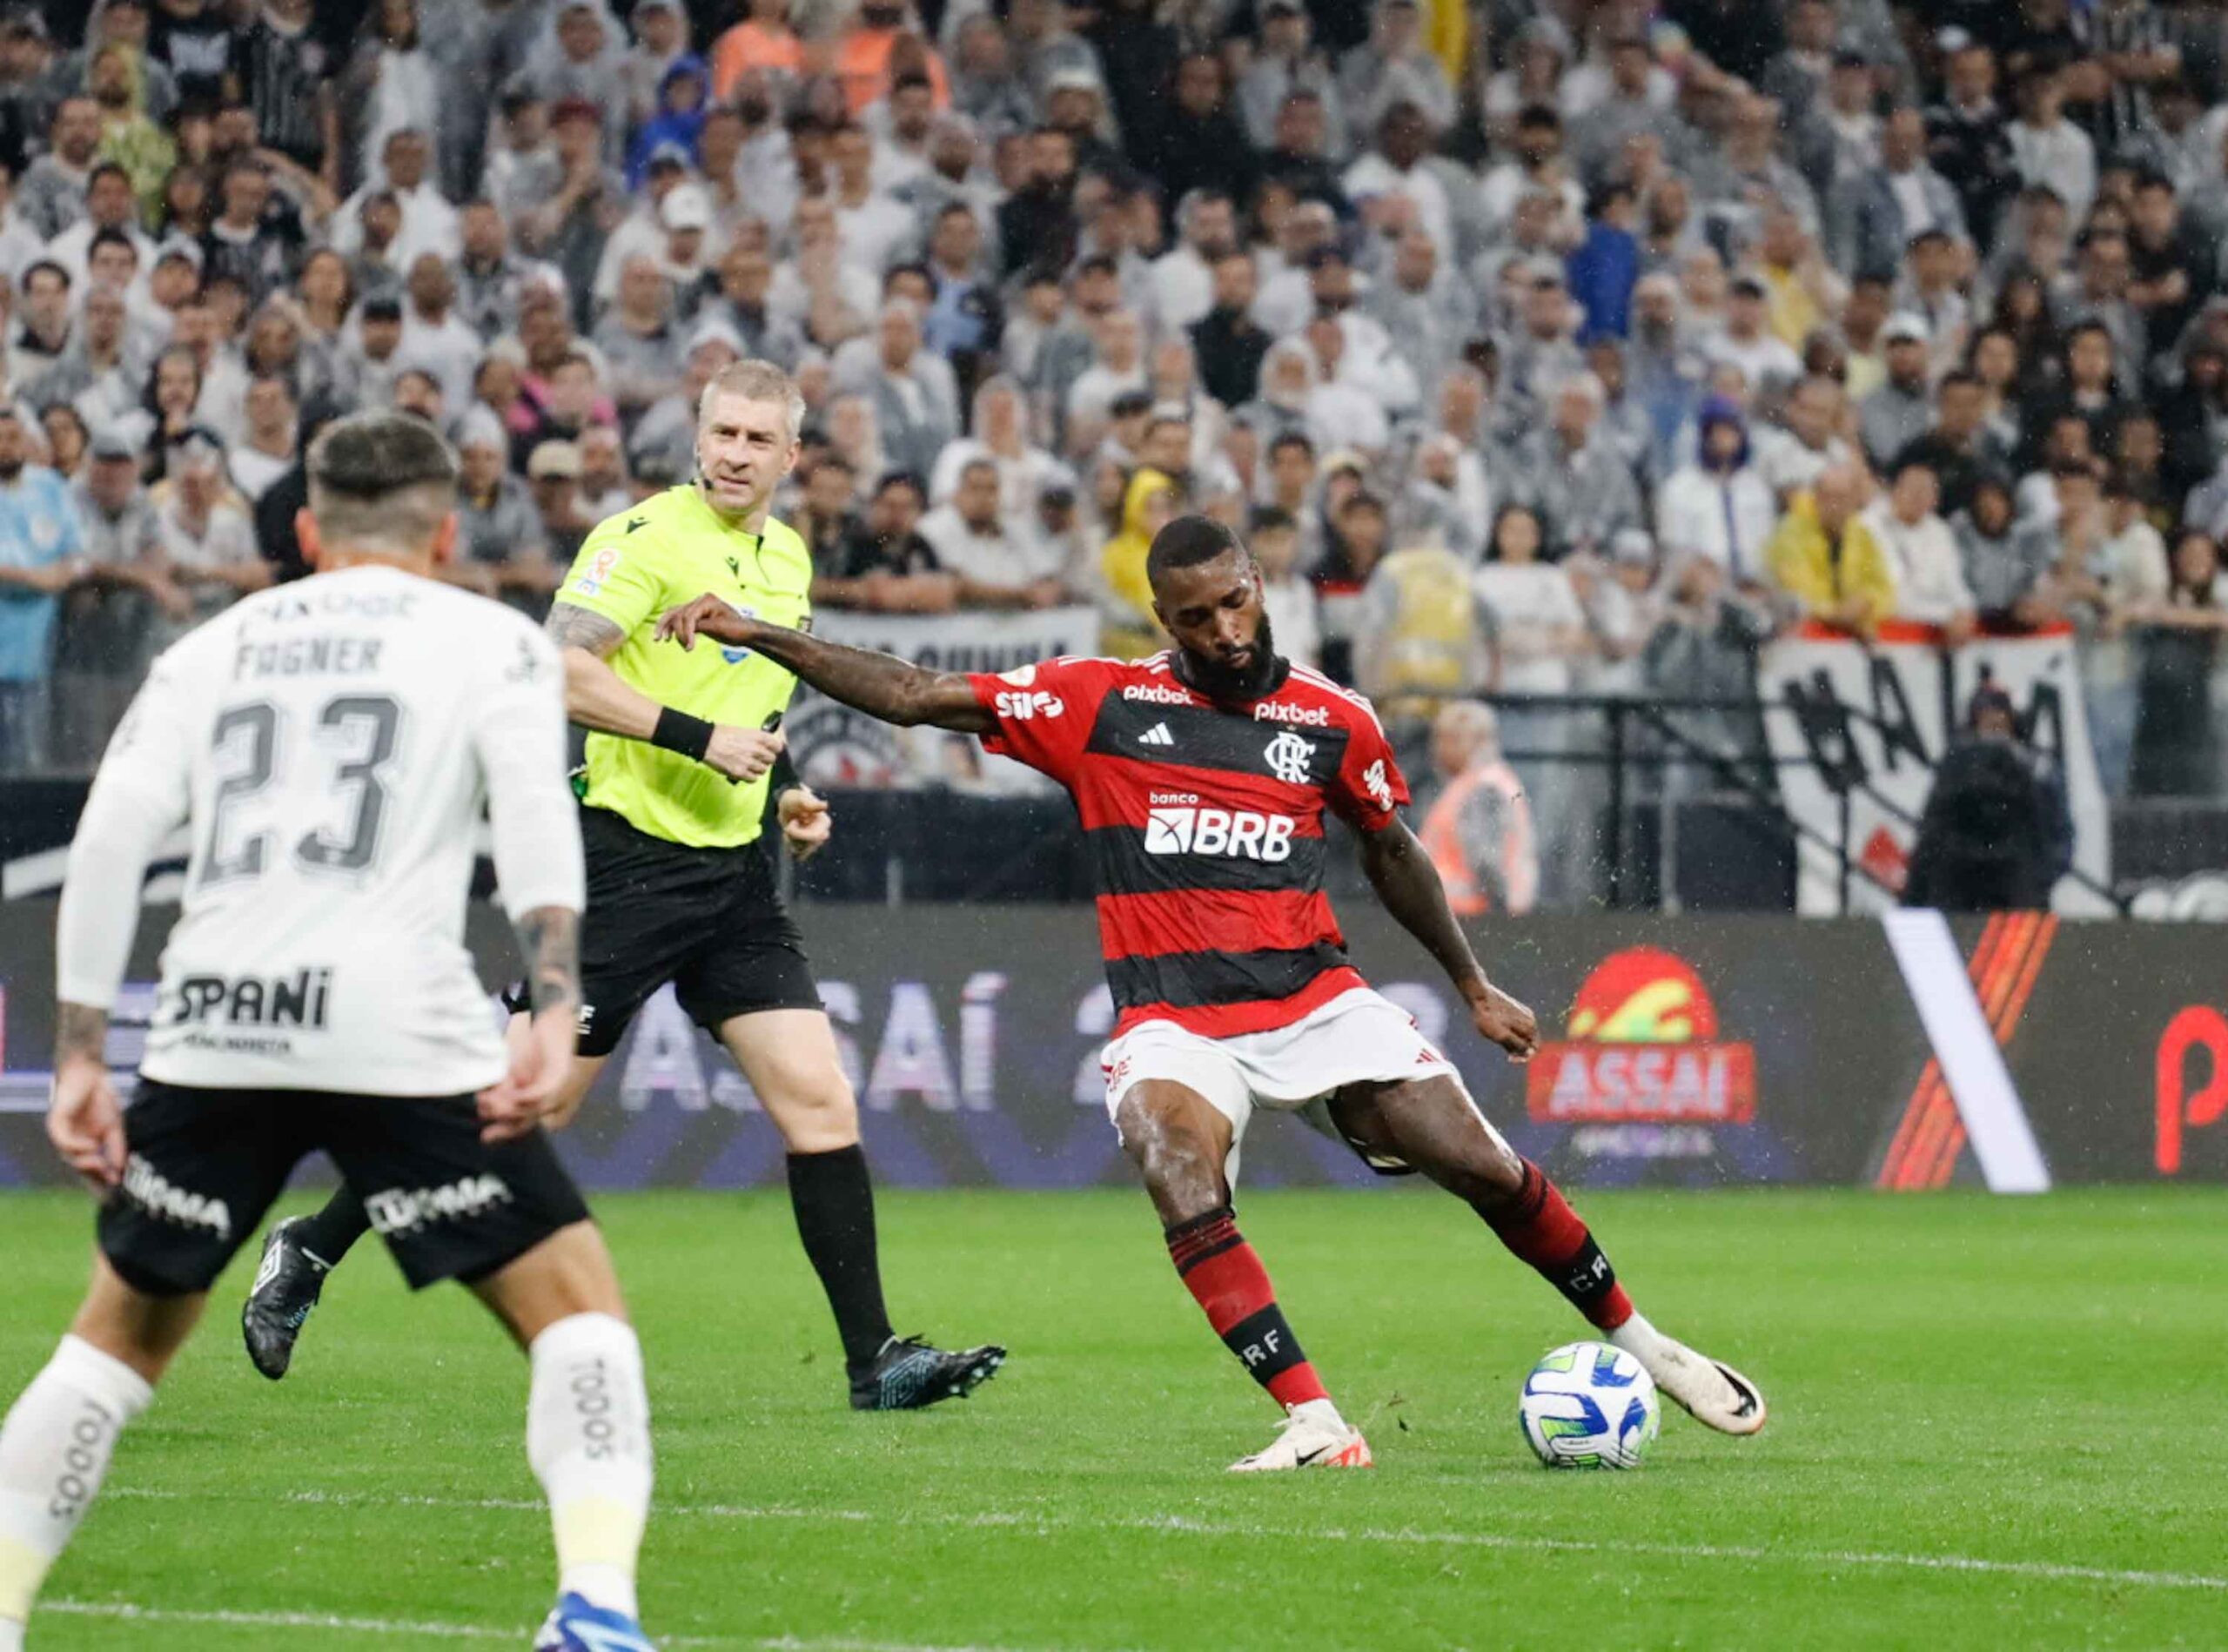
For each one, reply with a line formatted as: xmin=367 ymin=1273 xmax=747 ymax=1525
xmin=168 ymin=967 xmax=334 ymax=1029
xmin=232 ymin=635 xmax=385 ymax=681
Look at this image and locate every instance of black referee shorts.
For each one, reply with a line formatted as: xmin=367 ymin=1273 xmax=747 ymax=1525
xmin=99 ymin=1080 xmax=591 ymax=1297
xmin=549 ymin=806 xmax=821 ymax=1058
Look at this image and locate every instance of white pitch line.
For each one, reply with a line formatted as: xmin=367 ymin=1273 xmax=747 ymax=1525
xmin=104 ymin=1485 xmax=2228 ymax=1595
xmin=44 ymin=1600 xmax=1037 ymax=1652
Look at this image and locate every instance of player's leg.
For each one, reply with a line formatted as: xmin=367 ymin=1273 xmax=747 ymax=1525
xmin=1328 ymin=1075 xmax=1766 ymax=1434
xmin=472 ymin=1224 xmax=655 ymax=1650
xmin=239 ymin=1009 xmax=607 ymax=1380
xmin=1111 ymin=1072 xmax=1370 ymax=1471
xmin=715 ymin=1006 xmax=1005 ymax=1409
xmin=325 ymin=1092 xmax=654 ymax=1649
xmin=1 ymin=1082 xmax=298 ymax=1645
xmin=0 ymin=1261 xmax=185 ymax=1648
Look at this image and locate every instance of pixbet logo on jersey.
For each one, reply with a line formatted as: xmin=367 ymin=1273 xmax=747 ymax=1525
xmin=1144 ymin=806 xmax=1296 ymax=861
xmin=1526 ymin=947 xmax=1756 ymax=1125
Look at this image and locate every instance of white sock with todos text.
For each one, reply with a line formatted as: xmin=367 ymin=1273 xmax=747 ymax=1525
xmin=0 ymin=1336 xmax=155 ymax=1631
xmin=527 ymin=1313 xmax=653 ymax=1621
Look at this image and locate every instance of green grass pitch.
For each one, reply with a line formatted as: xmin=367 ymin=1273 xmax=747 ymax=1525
xmin=2 ymin=1185 xmax=2222 ymax=1650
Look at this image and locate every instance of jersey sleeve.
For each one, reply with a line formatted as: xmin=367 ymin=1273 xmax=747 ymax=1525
xmin=471 ymin=621 xmax=587 ymax=923
xmin=1327 ymin=695 xmax=1411 ymax=832
xmin=962 ymin=656 xmax=1104 ymax=784
xmin=55 ymin=643 xmax=198 ymax=1009
xmin=553 ymin=517 xmax=662 ymax=638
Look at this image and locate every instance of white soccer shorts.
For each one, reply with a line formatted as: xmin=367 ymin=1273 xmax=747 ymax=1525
xmin=1099 ymin=986 xmax=1478 ymax=1183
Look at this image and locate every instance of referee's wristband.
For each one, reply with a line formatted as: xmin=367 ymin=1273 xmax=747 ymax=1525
xmin=651 ymin=707 xmax=715 ymax=763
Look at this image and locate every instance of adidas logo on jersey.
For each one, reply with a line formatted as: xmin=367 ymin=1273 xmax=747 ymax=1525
xmin=1144 ymin=807 xmax=1296 ymax=861
xmin=1139 ymin=722 xmax=1174 ymax=747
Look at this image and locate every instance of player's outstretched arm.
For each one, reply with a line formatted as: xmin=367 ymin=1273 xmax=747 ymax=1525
xmin=656 ymin=595 xmax=996 ymax=735
xmin=1356 ymin=816 xmax=1540 ymax=1061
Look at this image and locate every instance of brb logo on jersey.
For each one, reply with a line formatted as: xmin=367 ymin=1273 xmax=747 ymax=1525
xmin=996 ymin=689 xmax=1064 ymax=721
xmin=1144 ymin=796 xmax=1297 ymax=861
xmin=1263 ymin=730 xmax=1315 ymax=784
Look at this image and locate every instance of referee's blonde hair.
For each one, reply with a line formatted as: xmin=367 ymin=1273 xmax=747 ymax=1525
xmin=699 ymin=359 xmax=805 ymax=446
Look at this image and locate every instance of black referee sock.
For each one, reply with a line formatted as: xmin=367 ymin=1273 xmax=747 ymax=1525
xmin=295 ymin=1185 xmax=373 ymax=1268
xmin=786 ymin=1145 xmax=897 ymax=1375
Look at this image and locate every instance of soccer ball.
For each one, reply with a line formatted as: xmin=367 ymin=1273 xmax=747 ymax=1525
xmin=1518 ymin=1341 xmax=1661 ymax=1469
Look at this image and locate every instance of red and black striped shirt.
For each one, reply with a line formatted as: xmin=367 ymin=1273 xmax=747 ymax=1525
xmin=966 ymin=653 xmax=1410 ymax=1039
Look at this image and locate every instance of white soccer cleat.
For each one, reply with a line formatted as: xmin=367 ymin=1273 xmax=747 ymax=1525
xmin=1612 ymin=1317 xmax=1767 ymax=1437
xmin=1228 ymin=1400 xmax=1374 ymax=1472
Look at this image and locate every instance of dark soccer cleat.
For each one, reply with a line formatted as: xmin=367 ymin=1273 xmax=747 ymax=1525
xmin=241 ymin=1217 xmax=332 ymax=1381
xmin=848 ymin=1334 xmax=1007 ymax=1411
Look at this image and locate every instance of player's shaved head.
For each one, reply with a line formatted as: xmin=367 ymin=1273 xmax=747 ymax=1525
xmin=302 ymin=409 xmax=460 ymax=567
xmin=1145 ymin=514 xmax=1248 ymax=586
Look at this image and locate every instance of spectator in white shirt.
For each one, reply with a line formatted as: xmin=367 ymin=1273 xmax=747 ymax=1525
xmin=2008 ymin=66 xmax=2096 ymax=227
xmin=1865 ymin=453 xmax=1976 ymax=639
xmin=1705 ymin=275 xmax=1803 ymax=405
xmin=1148 ymin=189 xmax=1237 ymax=337
xmin=226 ymin=373 xmax=297 ymax=502
xmin=919 ymin=456 xmax=1066 ymax=608
xmin=1342 ymin=101 xmax=1453 ymax=259
xmin=1249 ymin=504 xmax=1322 ymax=670
xmin=1756 ymin=373 xmax=1858 ymax=500
xmin=828 ymin=122 xmax=916 ymax=279
xmin=330 ymin=127 xmax=461 ymax=271
xmin=1656 ymin=397 xmax=1779 ymax=588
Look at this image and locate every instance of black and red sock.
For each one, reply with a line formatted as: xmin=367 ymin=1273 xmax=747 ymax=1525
xmin=1165 ymin=1205 xmax=1329 ymax=1408
xmin=1474 ymin=1160 xmax=1634 ymax=1331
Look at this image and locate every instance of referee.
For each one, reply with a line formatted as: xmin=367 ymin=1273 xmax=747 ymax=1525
xmin=243 ymin=360 xmax=1006 ymax=1411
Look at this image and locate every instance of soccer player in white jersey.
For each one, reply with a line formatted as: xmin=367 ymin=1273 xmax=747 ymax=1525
xmin=0 ymin=413 xmax=658 ymax=1652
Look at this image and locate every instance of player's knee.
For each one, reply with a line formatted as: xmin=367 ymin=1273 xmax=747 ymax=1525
xmin=1116 ymin=1092 xmax=1225 ymax=1211
xmin=762 ymin=1064 xmax=861 ymax=1152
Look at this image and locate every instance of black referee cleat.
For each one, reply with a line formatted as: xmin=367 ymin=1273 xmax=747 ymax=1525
xmin=849 ymin=1335 xmax=1007 ymax=1410
xmin=241 ymin=1218 xmax=332 ymax=1381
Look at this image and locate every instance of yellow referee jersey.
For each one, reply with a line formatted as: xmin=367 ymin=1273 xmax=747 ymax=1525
xmin=554 ymin=484 xmax=812 ymax=849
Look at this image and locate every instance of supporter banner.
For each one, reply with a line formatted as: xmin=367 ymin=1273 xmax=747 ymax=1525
xmin=3 ymin=909 xmax=2219 ymax=1192
xmin=789 ymin=607 xmax=1101 ymax=793
xmin=1757 ymin=628 xmax=2112 ymax=917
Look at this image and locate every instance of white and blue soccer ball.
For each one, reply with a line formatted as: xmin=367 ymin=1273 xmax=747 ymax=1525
xmin=1517 ymin=1341 xmax=1661 ymax=1469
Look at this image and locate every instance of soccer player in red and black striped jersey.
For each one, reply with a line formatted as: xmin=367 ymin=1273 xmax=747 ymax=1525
xmin=657 ymin=516 xmax=1767 ymax=1470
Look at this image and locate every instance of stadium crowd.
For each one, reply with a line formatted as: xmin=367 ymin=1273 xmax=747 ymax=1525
xmin=1 ymin=0 xmax=2226 ymax=871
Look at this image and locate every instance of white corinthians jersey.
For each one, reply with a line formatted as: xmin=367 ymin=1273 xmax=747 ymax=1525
xmin=56 ymin=564 xmax=585 ymax=1095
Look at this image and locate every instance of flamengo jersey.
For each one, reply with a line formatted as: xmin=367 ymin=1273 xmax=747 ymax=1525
xmin=965 ymin=653 xmax=1410 ymax=1039
xmin=57 ymin=565 xmax=585 ymax=1095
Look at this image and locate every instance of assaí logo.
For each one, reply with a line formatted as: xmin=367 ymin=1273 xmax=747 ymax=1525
xmin=1526 ymin=947 xmax=1756 ymax=1129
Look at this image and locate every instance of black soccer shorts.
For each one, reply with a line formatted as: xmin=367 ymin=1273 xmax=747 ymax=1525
xmin=513 ymin=806 xmax=822 ymax=1058
xmin=97 ymin=1080 xmax=592 ymax=1297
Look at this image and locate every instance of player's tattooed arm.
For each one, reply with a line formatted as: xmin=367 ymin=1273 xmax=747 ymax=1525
xmin=1358 ymin=817 xmax=1539 ymax=1059
xmin=654 ymin=596 xmax=995 ymax=734
xmin=53 ymin=1002 xmax=109 ymax=1067
xmin=513 ymin=906 xmax=580 ymax=1017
